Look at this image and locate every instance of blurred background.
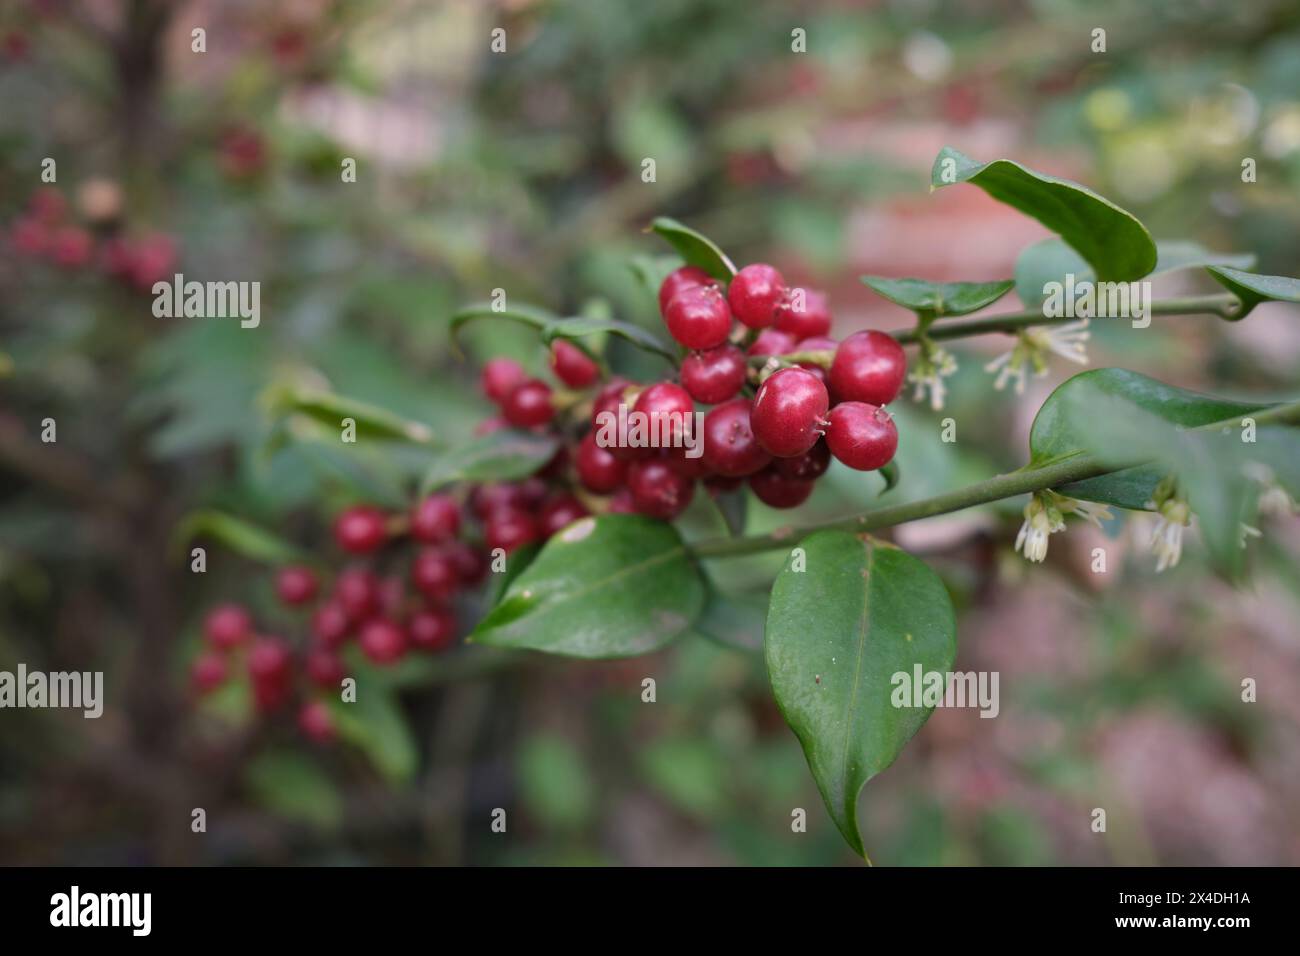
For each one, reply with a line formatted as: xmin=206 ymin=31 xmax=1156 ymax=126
xmin=2 ymin=0 xmax=1300 ymax=865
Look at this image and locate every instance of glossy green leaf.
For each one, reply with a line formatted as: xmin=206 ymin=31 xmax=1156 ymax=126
xmin=1029 ymin=368 xmax=1271 ymax=510
xmin=171 ymin=509 xmax=307 ymax=565
xmin=766 ymin=532 xmax=957 ymax=858
xmin=878 ymin=459 xmax=900 ymax=495
xmin=419 ymin=429 xmax=559 ymax=494
xmin=472 ymin=515 xmax=705 ymax=658
xmin=1015 ymin=238 xmax=1257 ymax=309
xmin=931 ymin=147 xmax=1156 ymax=282
xmin=860 ymin=276 xmax=1013 ymax=318
xmin=1207 ymin=266 xmax=1300 ymax=320
xmin=650 ymin=216 xmax=736 ymax=280
xmin=264 ymin=385 xmax=435 ymax=445
xmin=540 ymin=316 xmax=676 ymax=362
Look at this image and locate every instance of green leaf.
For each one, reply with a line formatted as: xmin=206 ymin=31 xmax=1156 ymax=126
xmin=171 ymin=509 xmax=307 ymax=565
xmin=264 ymin=385 xmax=435 ymax=445
xmin=449 ymin=304 xmax=676 ymax=362
xmin=860 ymin=276 xmax=1013 ymax=319
xmin=766 ymin=532 xmax=957 ymax=858
xmin=472 ymin=515 xmax=705 ymax=658
xmin=1207 ymin=266 xmax=1300 ymax=320
xmin=449 ymin=303 xmax=561 ymax=357
xmin=244 ymin=751 xmax=343 ymax=828
xmin=877 ymin=460 xmax=900 ymax=495
xmin=931 ymin=147 xmax=1156 ymax=282
xmin=541 ymin=316 xmax=677 ymax=362
xmin=1015 ymin=238 xmax=1257 ymax=309
xmin=486 ymin=541 xmax=540 ymax=605
xmin=695 ymin=589 xmax=766 ymax=653
xmin=1029 ymin=368 xmax=1272 ymax=509
xmin=649 ymin=216 xmax=736 ymax=280
xmin=329 ymin=680 xmax=418 ymax=783
xmin=419 ymin=429 xmax=559 ymax=495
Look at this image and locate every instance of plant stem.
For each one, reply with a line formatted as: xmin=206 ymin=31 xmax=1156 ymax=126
xmin=692 ymin=454 xmax=1112 ymax=558
xmin=744 ymin=294 xmax=1240 ymax=365
xmin=692 ymin=399 xmax=1300 ymax=560
xmin=895 ymin=294 xmax=1238 ymax=344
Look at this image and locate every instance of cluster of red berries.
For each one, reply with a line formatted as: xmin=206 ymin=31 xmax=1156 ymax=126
xmin=7 ymin=186 xmax=176 ymax=292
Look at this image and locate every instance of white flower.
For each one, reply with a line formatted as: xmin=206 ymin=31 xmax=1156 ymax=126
xmin=908 ymin=341 xmax=957 ymax=411
xmin=1014 ymin=492 xmax=1066 ymax=563
xmin=985 ymin=320 xmax=1090 ymax=394
xmin=1146 ymin=495 xmax=1191 ymax=572
xmin=1239 ymin=523 xmax=1262 ymax=548
xmin=1059 ymin=496 xmax=1113 ymax=528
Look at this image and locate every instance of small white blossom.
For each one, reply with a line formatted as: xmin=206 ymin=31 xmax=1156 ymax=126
xmin=1239 ymin=523 xmax=1262 ymax=548
xmin=1014 ymin=492 xmax=1066 ymax=563
xmin=908 ymin=341 xmax=957 ymax=411
xmin=985 ymin=320 xmax=1090 ymax=394
xmin=1059 ymin=496 xmax=1113 ymax=528
xmin=1146 ymin=494 xmax=1191 ymax=573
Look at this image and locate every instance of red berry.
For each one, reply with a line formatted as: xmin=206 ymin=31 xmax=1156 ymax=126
xmin=502 ymin=378 xmax=555 ymax=428
xmin=825 ymin=402 xmax=898 ymax=471
xmin=746 ymin=328 xmax=799 ymax=357
xmin=190 ymin=652 xmax=228 ymax=693
xmin=359 ymin=618 xmax=408 ymax=665
xmin=728 ymin=263 xmax=786 ymax=329
xmin=701 ymin=399 xmax=773 ymax=478
xmin=334 ymin=505 xmax=388 ymax=554
xmin=665 ymin=443 xmax=712 ymax=479
xmin=633 ymin=381 xmax=695 ymax=446
xmin=829 ymin=330 xmax=906 ymax=406
xmin=481 ymin=357 xmax=526 ymax=404
xmin=540 ymin=493 xmax=589 ymax=536
xmin=305 ymin=648 xmax=346 ymax=689
xmin=49 ymin=226 xmax=93 ymax=268
xmin=749 ymin=468 xmax=815 ymax=509
xmin=774 ymin=288 xmax=832 ymax=340
xmin=750 ymin=367 xmax=830 ymax=458
xmin=551 ymin=340 xmax=600 ymax=388
xmin=127 ymin=233 xmax=177 ymax=291
xmin=311 ymin=600 xmax=351 ymax=648
xmin=627 ymin=458 xmax=695 ymax=520
xmin=663 ymin=284 xmax=732 ymax=350
xmin=298 ymin=700 xmax=335 ymax=743
xmin=591 ymin=378 xmax=632 ymax=425
xmin=774 ymin=439 xmax=831 ymax=481
xmin=219 ymin=126 xmax=266 ymax=178
xmin=408 ymin=607 xmax=457 ymax=652
xmin=411 ymin=548 xmax=460 ymax=600
xmin=204 ymin=603 xmax=252 ymax=651
xmin=681 ymin=344 xmax=747 ymax=404
xmin=576 ymin=430 xmax=628 ymax=494
xmin=335 ymin=567 xmax=381 ymax=622
xmin=248 ymin=638 xmax=293 ymax=711
xmin=485 ymin=508 xmax=540 ymax=554
xmin=275 ymin=565 xmax=318 ymax=606
xmin=410 ymin=494 xmax=460 ymax=544
xmin=448 ymin=540 xmax=490 ymax=586
xmin=658 ymin=265 xmax=712 ymax=314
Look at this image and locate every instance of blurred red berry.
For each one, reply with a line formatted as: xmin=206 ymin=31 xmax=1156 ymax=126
xmin=275 ymin=565 xmax=318 ymax=606
xmin=311 ymin=600 xmax=351 ymax=648
xmin=749 ymin=467 xmax=815 ymax=509
xmin=204 ymin=603 xmax=252 ymax=651
xmin=502 ymin=379 xmax=555 ymax=427
xmin=627 ymin=458 xmax=695 ymax=520
xmin=408 ymin=607 xmax=457 ymax=652
xmin=410 ymin=493 xmax=460 ymax=544
xmin=305 ymin=648 xmax=346 ymax=689
xmin=335 ymin=567 xmax=381 ymax=622
xmin=540 ymin=493 xmax=588 ymax=535
xmin=298 ymin=700 xmax=336 ymax=743
xmin=485 ymin=507 xmax=540 ymax=554
xmin=575 ymin=430 xmax=627 ymax=494
xmin=481 ymin=357 xmax=526 ymax=404
xmin=359 ymin=618 xmax=407 ymax=665
xmin=411 ymin=547 xmax=460 ymax=601
xmin=334 ymin=505 xmax=388 ymax=554
xmin=550 ymin=339 xmax=600 ymax=388
xmin=190 ymin=652 xmax=228 ymax=694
